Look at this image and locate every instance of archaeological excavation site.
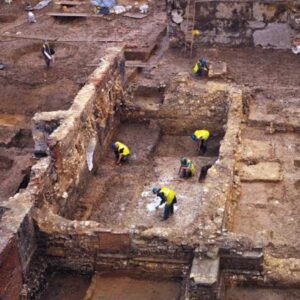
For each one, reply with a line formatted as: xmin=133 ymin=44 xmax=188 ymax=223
xmin=1 ymin=0 xmax=300 ymax=299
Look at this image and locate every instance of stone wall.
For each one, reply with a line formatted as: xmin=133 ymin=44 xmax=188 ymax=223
xmin=0 ymin=193 xmax=36 ymax=300
xmin=167 ymin=0 xmax=300 ymax=47
xmin=0 ymin=47 xmax=125 ymax=299
xmin=123 ymin=73 xmax=228 ymax=135
xmin=32 ymin=47 xmax=125 ymax=217
xmin=33 ymin=207 xmax=193 ymax=279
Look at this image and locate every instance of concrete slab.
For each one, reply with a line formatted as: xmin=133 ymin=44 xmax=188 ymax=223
xmin=239 ymin=139 xmax=275 ymax=162
xmin=239 ymin=162 xmax=282 ymax=182
xmin=208 ymin=61 xmax=227 ymax=78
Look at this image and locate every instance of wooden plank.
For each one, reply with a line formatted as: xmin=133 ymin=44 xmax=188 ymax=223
xmin=125 ymin=60 xmax=148 ymax=68
xmin=47 ymin=12 xmax=89 ymax=17
xmin=123 ymin=12 xmax=148 ymax=19
xmin=55 ymin=1 xmax=82 ymax=6
xmin=1 ymin=33 xmax=122 ymax=42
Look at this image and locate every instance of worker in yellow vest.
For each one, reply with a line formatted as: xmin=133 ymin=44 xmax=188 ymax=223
xmin=152 ymin=186 xmax=177 ymax=220
xmin=111 ymin=141 xmax=131 ymax=164
xmin=178 ymin=157 xmax=196 ymax=178
xmin=191 ymin=129 xmax=210 ymax=154
xmin=193 ymin=58 xmax=209 ymax=77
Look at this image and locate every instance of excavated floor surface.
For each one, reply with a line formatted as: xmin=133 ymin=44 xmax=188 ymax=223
xmin=225 ymin=287 xmax=300 ymax=300
xmin=39 ymin=272 xmax=181 ymax=300
xmin=85 ymin=274 xmax=181 ymax=300
xmin=234 ymin=127 xmax=300 ymax=259
xmin=72 ymin=121 xmax=219 ymax=234
xmin=39 ymin=272 xmax=91 ymax=300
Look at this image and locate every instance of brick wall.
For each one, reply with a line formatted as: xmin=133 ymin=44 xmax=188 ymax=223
xmin=0 ymin=235 xmax=23 ymax=300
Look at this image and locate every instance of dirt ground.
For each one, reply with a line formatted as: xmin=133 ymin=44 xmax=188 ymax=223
xmin=85 ymin=274 xmax=181 ymax=300
xmin=225 ymin=287 xmax=300 ymax=300
xmin=38 ymin=271 xmax=91 ymax=300
xmin=71 ymin=120 xmax=219 ymax=238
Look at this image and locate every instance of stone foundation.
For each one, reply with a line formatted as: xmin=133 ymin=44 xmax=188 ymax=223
xmin=167 ymin=0 xmax=300 ymax=47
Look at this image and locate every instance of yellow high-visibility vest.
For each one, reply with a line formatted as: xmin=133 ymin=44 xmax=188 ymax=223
xmin=160 ymin=186 xmax=176 ymax=205
xmin=194 ymin=130 xmax=210 ymax=140
xmin=193 ymin=63 xmax=199 ymax=73
xmin=186 ymin=159 xmax=196 ymax=176
xmin=115 ymin=141 xmax=130 ymax=156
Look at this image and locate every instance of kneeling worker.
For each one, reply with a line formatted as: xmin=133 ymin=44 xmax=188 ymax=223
xmin=191 ymin=129 xmax=210 ymax=154
xmin=193 ymin=58 xmax=209 ymax=77
xmin=111 ymin=141 xmax=131 ymax=164
xmin=152 ymin=186 xmax=177 ymax=221
xmin=179 ymin=157 xmax=195 ymax=178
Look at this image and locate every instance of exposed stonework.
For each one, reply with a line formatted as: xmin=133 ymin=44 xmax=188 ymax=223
xmin=239 ymin=161 xmax=282 ymax=182
xmin=167 ymin=0 xmax=300 ymax=47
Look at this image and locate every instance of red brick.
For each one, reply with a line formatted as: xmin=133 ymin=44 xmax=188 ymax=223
xmin=99 ymin=232 xmax=130 ymax=253
xmin=0 ymin=236 xmax=23 ymax=300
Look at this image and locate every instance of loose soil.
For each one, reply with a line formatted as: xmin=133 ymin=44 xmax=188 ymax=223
xmin=226 ymin=287 xmax=300 ymax=300
xmin=38 ymin=271 xmax=91 ymax=300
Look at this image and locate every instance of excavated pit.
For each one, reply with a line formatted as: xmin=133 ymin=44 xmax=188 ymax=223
xmin=1 ymin=0 xmax=300 ymax=298
xmin=68 ymin=119 xmax=222 ymax=231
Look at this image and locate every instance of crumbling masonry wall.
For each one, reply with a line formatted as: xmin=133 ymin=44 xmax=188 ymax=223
xmin=167 ymin=0 xmax=300 ymax=46
xmin=32 ymin=47 xmax=125 ymax=217
xmin=123 ymin=73 xmax=228 ymax=135
xmin=0 ymin=47 xmax=125 ymax=300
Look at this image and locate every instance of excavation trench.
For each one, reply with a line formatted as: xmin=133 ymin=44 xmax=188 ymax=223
xmin=13 ymin=49 xmax=263 ymax=299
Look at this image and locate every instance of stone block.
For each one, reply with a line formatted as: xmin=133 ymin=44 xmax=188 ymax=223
xmin=240 ymin=139 xmax=275 ymax=162
xmin=240 ymin=162 xmax=282 ymax=182
xmin=190 ymin=257 xmax=220 ymax=286
xmin=208 ymin=61 xmax=227 ymax=78
xmin=46 ymin=247 xmax=66 ymax=257
xmin=248 ymin=21 xmax=266 ymax=30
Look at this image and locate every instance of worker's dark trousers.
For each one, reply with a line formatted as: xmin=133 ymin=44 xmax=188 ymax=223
xmin=114 ymin=151 xmax=129 ymax=163
xmin=197 ymin=139 xmax=208 ymax=154
xmin=180 ymin=169 xmax=192 ymax=178
xmin=163 ymin=197 xmax=177 ymax=220
xmin=44 ymin=57 xmax=51 ymax=68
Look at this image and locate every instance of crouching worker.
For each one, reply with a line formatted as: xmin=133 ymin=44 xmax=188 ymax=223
xmin=111 ymin=141 xmax=130 ymax=165
xmin=192 ymin=129 xmax=210 ymax=154
xmin=152 ymin=186 xmax=177 ymax=221
xmin=179 ymin=157 xmax=195 ymax=178
xmin=193 ymin=58 xmax=209 ymax=77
